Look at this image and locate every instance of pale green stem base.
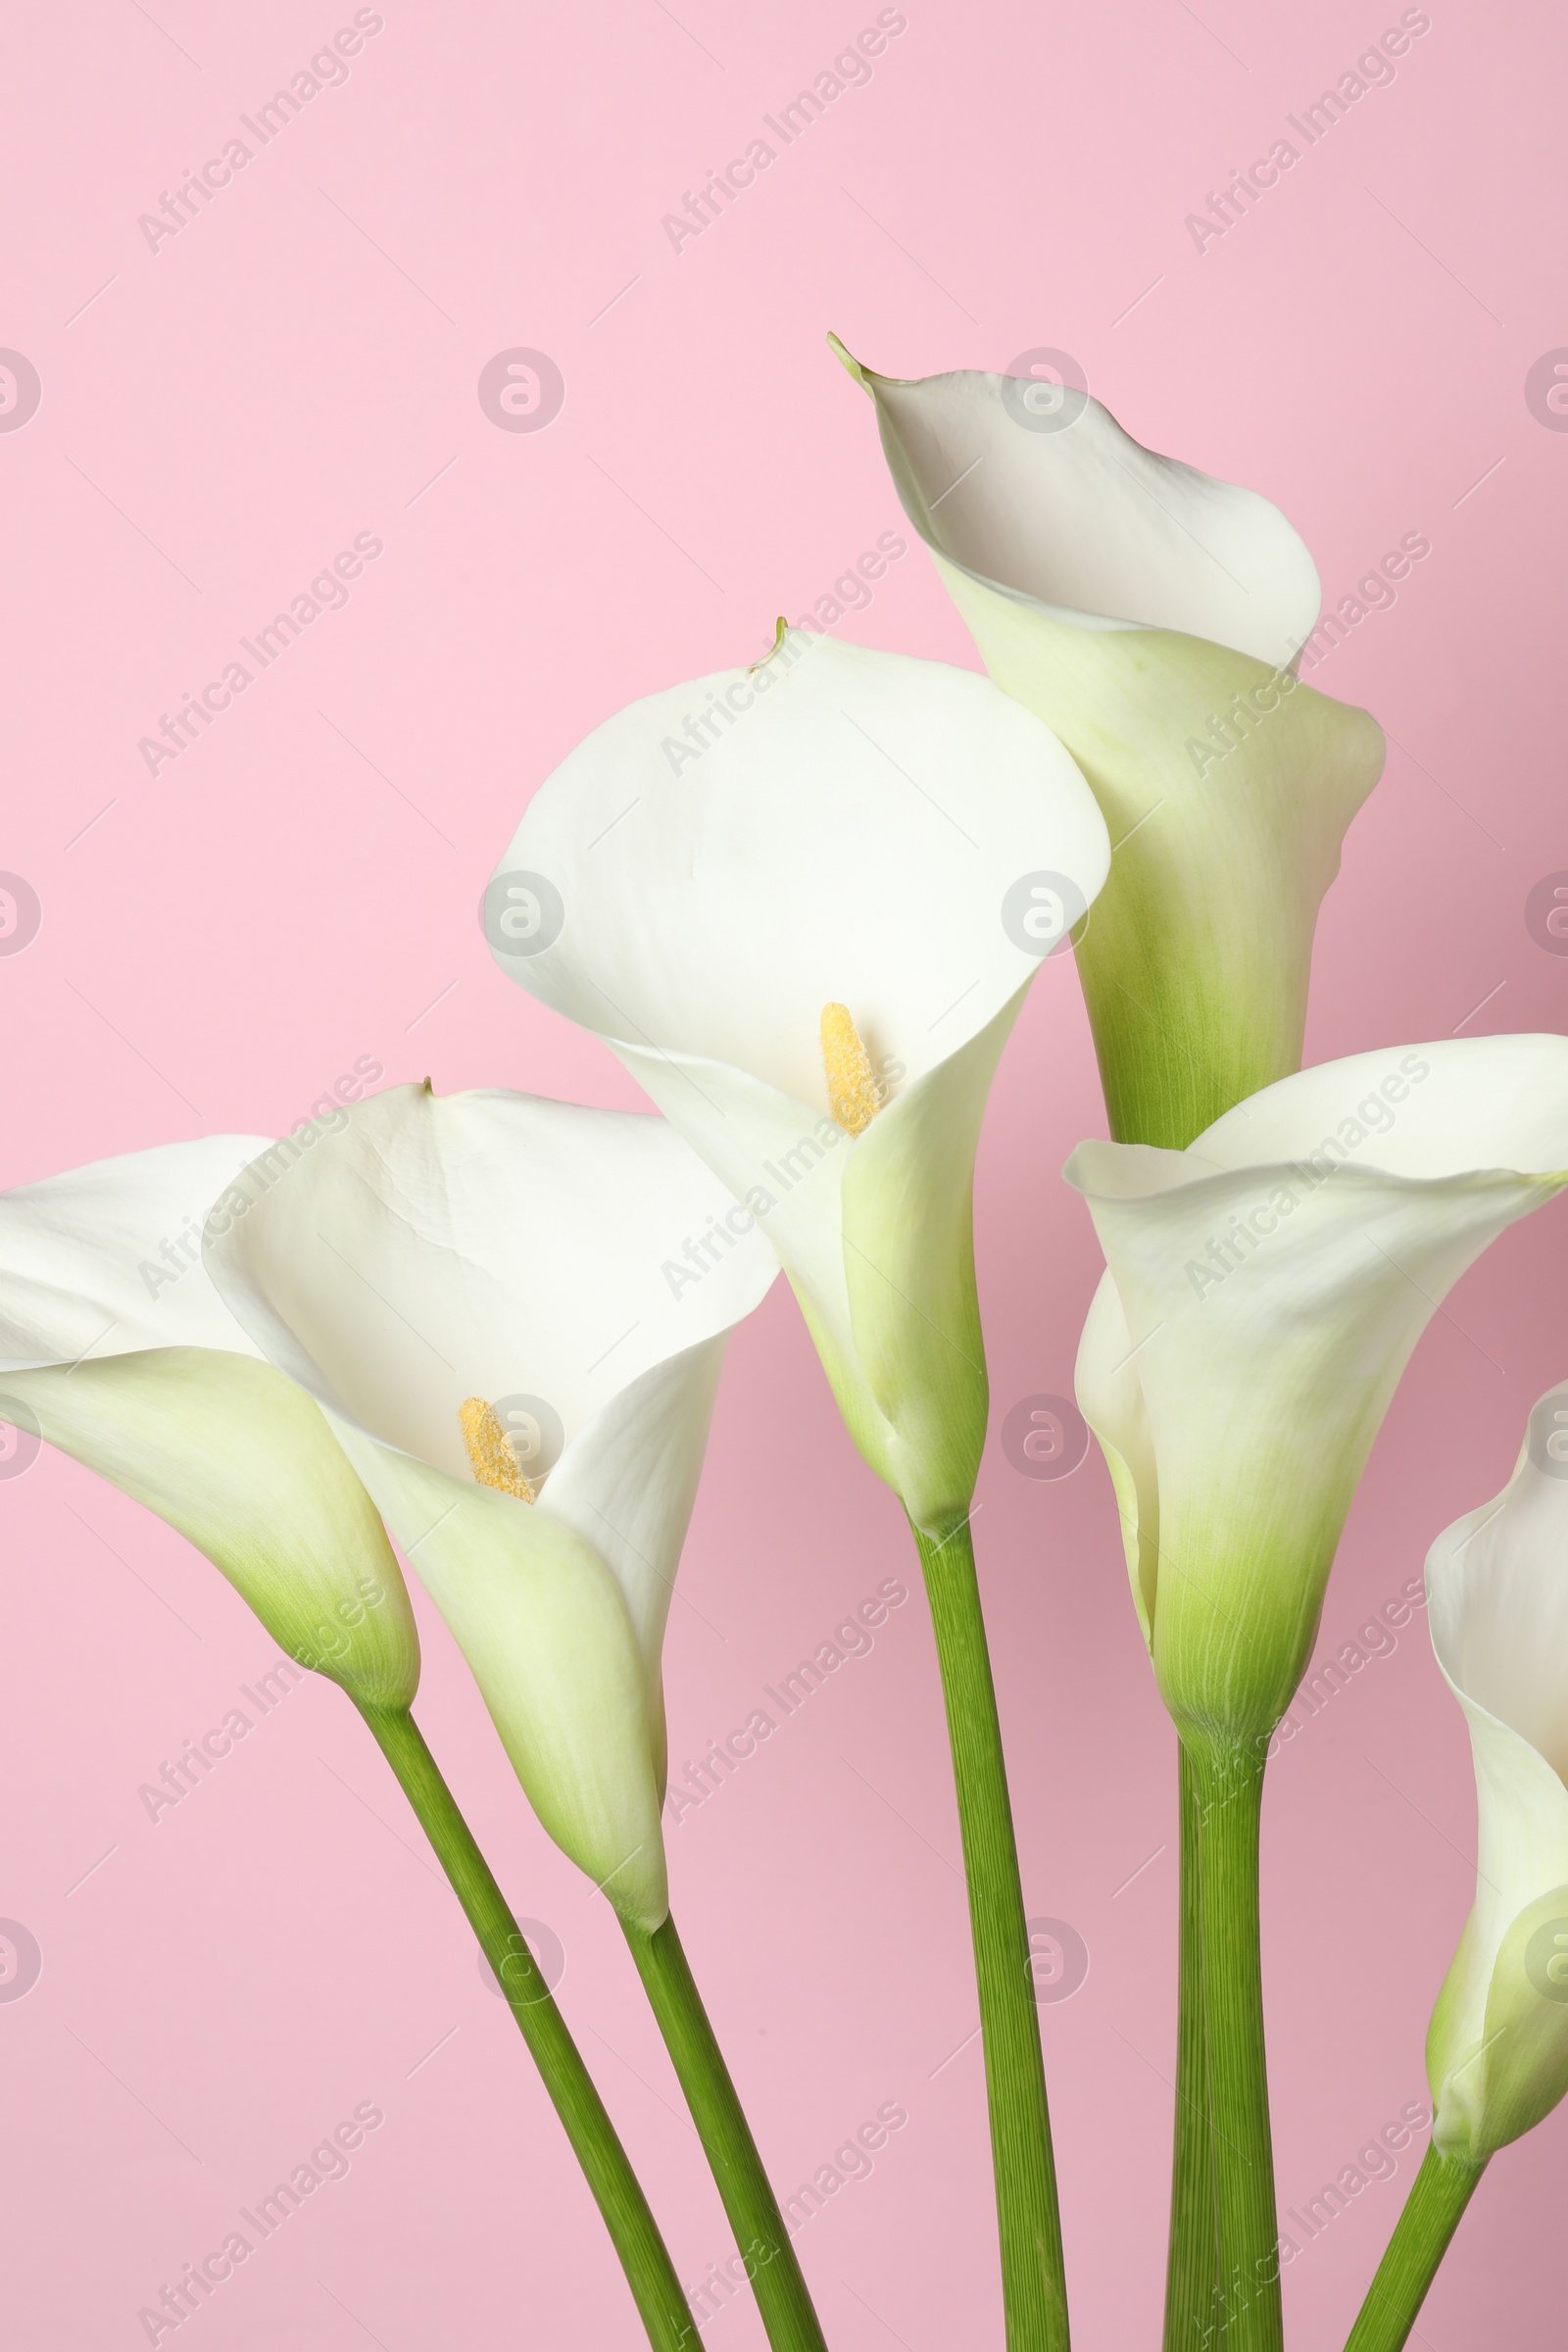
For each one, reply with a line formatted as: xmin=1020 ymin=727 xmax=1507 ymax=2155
xmin=1166 ymin=1740 xmax=1223 ymax=2350
xmin=623 ymin=1913 xmax=828 ymax=2352
xmin=1183 ymin=1739 xmax=1281 ymax=2352
xmin=358 ymin=1705 xmax=693 ymax=2352
xmin=1343 ymin=2143 xmax=1485 ymax=2352
xmin=913 ymin=1517 xmax=1069 ymax=2352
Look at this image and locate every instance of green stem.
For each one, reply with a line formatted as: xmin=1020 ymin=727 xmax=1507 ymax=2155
xmin=1165 ymin=1740 xmax=1223 ymax=2351
xmin=912 ymin=1517 xmax=1069 ymax=2352
xmin=1183 ymin=1738 xmax=1280 ymax=2352
xmin=622 ymin=1912 xmax=828 ymax=2352
xmin=1343 ymin=2143 xmax=1485 ymax=2352
xmin=358 ymin=1704 xmax=694 ymax=2352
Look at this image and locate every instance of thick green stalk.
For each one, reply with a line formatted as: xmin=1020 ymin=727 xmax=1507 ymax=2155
xmin=358 ymin=1705 xmax=694 ymax=2352
xmin=1165 ymin=1741 xmax=1223 ymax=2350
xmin=1184 ymin=1738 xmax=1280 ymax=2352
xmin=1091 ymin=966 xmax=1231 ymax=2351
xmin=1343 ymin=2144 xmax=1485 ymax=2352
xmin=912 ymin=1516 xmax=1069 ymax=2352
xmin=622 ymin=1913 xmax=828 ymax=2352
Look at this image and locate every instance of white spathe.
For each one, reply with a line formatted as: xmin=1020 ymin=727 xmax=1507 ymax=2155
xmin=837 ymin=344 xmax=1386 ymax=1148
xmin=1426 ymin=1387 xmax=1568 ymax=2160
xmin=204 ymin=1083 xmax=779 ymax=1932
xmin=487 ymin=629 xmax=1111 ymax=1531
xmin=1070 ymin=1038 xmax=1568 ymax=1746
xmin=840 ymin=347 xmax=1321 ymax=664
xmin=0 ymin=1137 xmax=419 ymax=1709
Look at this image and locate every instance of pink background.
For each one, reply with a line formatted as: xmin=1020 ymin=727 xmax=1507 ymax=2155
xmin=3 ymin=0 xmax=1567 ymax=2343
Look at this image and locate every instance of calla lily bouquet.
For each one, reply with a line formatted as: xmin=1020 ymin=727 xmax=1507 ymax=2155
xmin=9 ymin=340 xmax=1561 ymax=2352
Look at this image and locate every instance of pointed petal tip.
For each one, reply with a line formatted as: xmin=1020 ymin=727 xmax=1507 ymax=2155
xmin=826 ymin=330 xmax=872 ymax=391
xmin=748 ymin=615 xmax=790 ymax=673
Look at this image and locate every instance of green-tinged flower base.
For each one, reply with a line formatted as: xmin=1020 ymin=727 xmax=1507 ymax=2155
xmin=1166 ymin=1742 xmax=1222 ymax=2351
xmin=1343 ymin=2144 xmax=1485 ymax=2352
xmin=913 ymin=1517 xmax=1069 ymax=2352
xmin=1182 ymin=1739 xmax=1281 ymax=2352
xmin=934 ymin=566 xmax=1386 ymax=1155
xmin=622 ymin=1914 xmax=828 ymax=2352
xmin=358 ymin=1706 xmax=694 ymax=2352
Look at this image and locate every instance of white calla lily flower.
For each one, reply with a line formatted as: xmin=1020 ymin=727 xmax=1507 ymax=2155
xmin=836 ymin=342 xmax=1386 ymax=1146
xmin=486 ymin=629 xmax=1110 ymax=1532
xmin=0 ymin=1137 xmax=419 ymax=1708
xmin=1070 ymin=1037 xmax=1568 ymax=1747
xmin=1425 ymin=1384 xmax=1568 ymax=2161
xmin=204 ymin=1082 xmax=778 ymax=1933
